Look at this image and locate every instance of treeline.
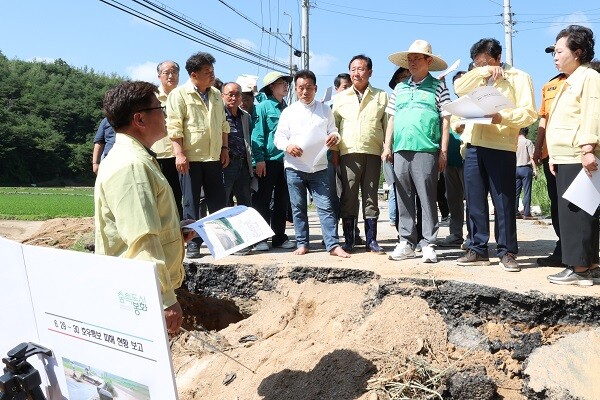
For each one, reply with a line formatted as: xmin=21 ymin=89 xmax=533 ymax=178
xmin=0 ymin=51 xmax=124 ymax=185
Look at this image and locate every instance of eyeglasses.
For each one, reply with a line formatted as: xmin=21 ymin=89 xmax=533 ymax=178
xmin=136 ymin=106 xmax=166 ymax=116
xmin=160 ymin=70 xmax=179 ymax=76
xmin=223 ymin=92 xmax=241 ymax=98
xmin=472 ymin=56 xmax=495 ymax=68
xmin=407 ymin=56 xmax=426 ymax=64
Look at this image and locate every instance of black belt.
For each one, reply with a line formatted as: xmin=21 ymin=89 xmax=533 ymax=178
xmin=229 ymin=154 xmax=246 ymax=160
xmin=517 ymin=165 xmax=532 ymax=168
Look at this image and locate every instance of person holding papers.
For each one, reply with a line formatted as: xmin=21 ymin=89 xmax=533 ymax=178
xmin=382 ymin=40 xmax=451 ymax=263
xmin=453 ymin=38 xmax=537 ymax=272
xmin=545 ymin=25 xmax=600 ymax=286
xmin=274 ymin=70 xmax=350 ymax=258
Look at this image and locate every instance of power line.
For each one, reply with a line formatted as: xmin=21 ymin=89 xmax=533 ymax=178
xmin=316 ymin=0 xmax=498 ymax=19
xmin=135 ymin=0 xmax=287 ymax=68
xmin=216 ymin=0 xmax=295 ymax=49
xmin=100 ymin=0 xmax=287 ymax=72
xmin=313 ymin=5 xmax=502 ymax=26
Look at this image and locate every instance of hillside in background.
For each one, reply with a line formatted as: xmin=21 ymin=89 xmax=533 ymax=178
xmin=0 ymin=51 xmax=124 ymax=185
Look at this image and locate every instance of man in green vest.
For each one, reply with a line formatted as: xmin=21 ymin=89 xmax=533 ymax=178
xmin=382 ymin=40 xmax=451 ymax=263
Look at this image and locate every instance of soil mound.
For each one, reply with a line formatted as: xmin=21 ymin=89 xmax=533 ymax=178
xmin=21 ymin=217 xmax=94 ymax=249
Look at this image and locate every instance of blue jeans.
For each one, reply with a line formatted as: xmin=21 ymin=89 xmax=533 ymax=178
xmin=285 ymin=168 xmax=340 ymax=251
xmin=223 ymin=156 xmax=252 ymax=207
xmin=388 ymin=184 xmax=397 ymax=225
xmin=515 ymin=165 xmax=533 ymax=216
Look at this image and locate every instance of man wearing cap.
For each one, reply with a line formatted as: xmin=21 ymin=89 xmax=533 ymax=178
xmin=152 ymin=60 xmax=183 ymax=218
xmin=166 ymin=52 xmax=230 ymax=258
xmin=382 ymin=40 xmax=451 ymax=263
xmin=454 ymin=38 xmax=537 ymax=272
xmin=274 ymin=69 xmax=350 ymax=258
xmin=532 ymin=44 xmax=566 ymax=267
xmin=251 ymin=71 xmax=296 ymax=251
xmin=332 ymin=54 xmax=388 ymax=254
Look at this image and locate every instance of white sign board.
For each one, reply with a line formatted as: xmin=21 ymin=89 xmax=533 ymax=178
xmin=0 ymin=237 xmax=178 ymax=400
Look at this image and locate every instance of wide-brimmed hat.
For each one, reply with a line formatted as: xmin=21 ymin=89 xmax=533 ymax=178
xmin=388 ymin=67 xmax=409 ymax=89
xmin=388 ymin=40 xmax=448 ymax=71
xmin=545 ymin=45 xmax=555 ymax=54
xmin=260 ymin=71 xmax=292 ymax=92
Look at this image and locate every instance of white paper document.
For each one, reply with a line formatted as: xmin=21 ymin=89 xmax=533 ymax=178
xmin=291 ymin=132 xmax=329 ymax=171
xmin=562 ymin=159 xmax=600 ymax=216
xmin=185 ymin=206 xmax=275 ymax=259
xmin=320 ymin=86 xmax=333 ymax=103
xmin=437 ymin=59 xmax=460 ymax=80
xmin=442 ymin=86 xmax=515 ymax=119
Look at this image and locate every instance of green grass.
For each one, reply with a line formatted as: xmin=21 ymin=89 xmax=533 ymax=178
xmin=0 ymin=187 xmax=94 ymax=220
xmin=531 ymin=172 xmax=551 ymax=216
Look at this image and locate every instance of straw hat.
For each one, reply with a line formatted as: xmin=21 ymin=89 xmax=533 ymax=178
xmin=260 ymin=71 xmax=292 ymax=92
xmin=388 ymin=40 xmax=448 ymax=71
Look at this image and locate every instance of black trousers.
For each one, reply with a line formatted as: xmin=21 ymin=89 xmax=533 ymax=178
xmin=542 ymin=157 xmax=561 ymax=256
xmin=252 ymin=160 xmax=289 ymax=246
xmin=157 ymin=157 xmax=183 ymax=219
xmin=183 ymin=161 xmax=226 ymax=221
xmin=555 ymin=163 xmax=599 ymax=267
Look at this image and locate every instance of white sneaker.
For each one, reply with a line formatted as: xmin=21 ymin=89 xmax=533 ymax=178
xmin=276 ymin=240 xmax=296 ymax=249
xmin=254 ymin=241 xmax=269 ymax=251
xmin=389 ymin=241 xmax=416 ymax=261
xmin=421 ymin=244 xmax=438 ymax=263
xmin=415 ymin=242 xmax=422 ymax=253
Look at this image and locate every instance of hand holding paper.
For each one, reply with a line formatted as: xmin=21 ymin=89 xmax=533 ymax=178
xmin=442 ymin=86 xmax=515 ymax=124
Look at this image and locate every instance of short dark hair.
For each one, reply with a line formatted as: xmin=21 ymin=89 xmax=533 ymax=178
xmin=334 ymin=73 xmax=351 ymax=89
xmin=348 ymin=54 xmax=372 ymax=70
xmin=589 ymin=59 xmax=600 ymax=73
xmin=556 ymin=25 xmax=595 ymax=64
xmin=214 ymin=78 xmax=223 ymax=92
xmin=103 ymin=81 xmax=158 ymax=130
xmin=185 ymin=52 xmax=216 ymax=74
xmin=470 ymin=38 xmax=502 ymax=61
xmin=452 ymin=71 xmax=467 ymax=83
xmin=294 ymin=69 xmax=316 ymax=85
xmin=157 ymin=60 xmax=180 ymax=74
xmin=519 ymin=127 xmax=529 ymax=137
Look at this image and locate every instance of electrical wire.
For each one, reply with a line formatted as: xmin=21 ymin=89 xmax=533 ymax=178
xmin=312 ymin=5 xmax=502 ymax=26
xmin=99 ymin=0 xmax=287 ymax=72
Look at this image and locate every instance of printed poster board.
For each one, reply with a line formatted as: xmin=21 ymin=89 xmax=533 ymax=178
xmin=0 ymin=237 xmax=178 ymax=400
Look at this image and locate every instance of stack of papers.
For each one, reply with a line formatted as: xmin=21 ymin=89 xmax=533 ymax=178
xmin=442 ymin=86 xmax=515 ymax=124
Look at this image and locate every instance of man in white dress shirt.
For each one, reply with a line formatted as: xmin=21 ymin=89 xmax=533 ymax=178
xmin=274 ymin=70 xmax=350 ymax=257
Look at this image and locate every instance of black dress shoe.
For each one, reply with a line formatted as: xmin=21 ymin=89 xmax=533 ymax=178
xmin=537 ymin=255 xmax=562 ymax=267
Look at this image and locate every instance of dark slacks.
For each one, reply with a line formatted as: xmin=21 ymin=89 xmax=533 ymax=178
xmin=252 ymin=160 xmax=289 ymax=246
xmin=555 ymin=163 xmax=599 ymax=267
xmin=542 ymin=157 xmax=561 ymax=256
xmin=182 ymin=161 xmax=226 ymax=221
xmin=157 ymin=157 xmax=183 ymax=219
xmin=464 ymin=145 xmax=517 ymax=258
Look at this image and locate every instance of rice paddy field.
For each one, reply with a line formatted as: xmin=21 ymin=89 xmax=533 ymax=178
xmin=0 ymin=187 xmax=94 ymax=220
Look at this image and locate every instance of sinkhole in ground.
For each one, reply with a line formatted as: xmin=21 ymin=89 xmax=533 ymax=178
xmin=172 ymin=261 xmax=600 ymax=400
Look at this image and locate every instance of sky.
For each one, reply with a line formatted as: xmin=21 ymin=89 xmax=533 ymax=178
xmin=1 ymin=1 xmax=599 ymax=107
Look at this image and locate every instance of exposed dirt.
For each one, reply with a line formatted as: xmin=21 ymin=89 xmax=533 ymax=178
xmin=2 ymin=215 xmax=599 ymax=399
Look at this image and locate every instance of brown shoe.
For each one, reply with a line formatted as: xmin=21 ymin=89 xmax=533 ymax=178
xmin=457 ymin=249 xmax=491 ymax=266
xmin=500 ymin=253 xmax=521 ymax=272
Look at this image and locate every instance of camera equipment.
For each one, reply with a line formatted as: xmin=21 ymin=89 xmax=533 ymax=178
xmin=0 ymin=342 xmax=52 ymax=400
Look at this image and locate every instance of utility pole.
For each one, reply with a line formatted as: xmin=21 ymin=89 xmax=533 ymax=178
xmin=302 ymin=0 xmax=309 ymax=70
xmin=283 ymin=12 xmax=293 ymax=78
xmin=503 ymin=0 xmax=514 ymax=65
